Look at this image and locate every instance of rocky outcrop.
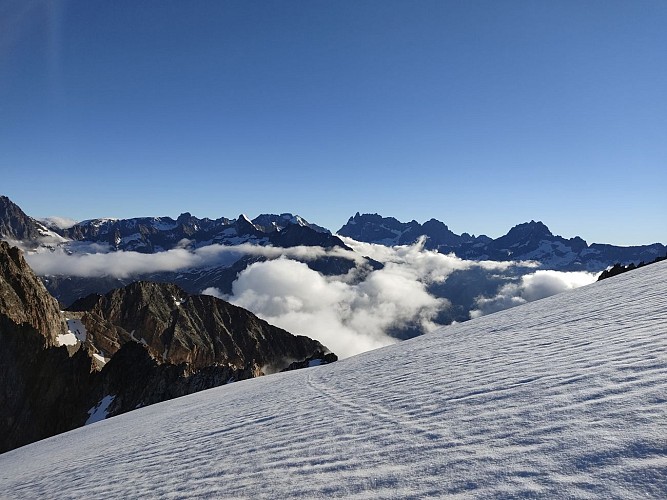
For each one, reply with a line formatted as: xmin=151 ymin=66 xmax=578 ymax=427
xmin=68 ymin=281 xmax=330 ymax=372
xmin=597 ymin=253 xmax=667 ymax=281
xmin=281 ymin=351 xmax=338 ymax=372
xmin=0 ymin=241 xmax=67 ymax=345
xmin=0 ymin=196 xmax=44 ymax=241
xmin=68 ymin=281 xmax=335 ymax=428
xmin=0 ymin=242 xmax=93 ymax=452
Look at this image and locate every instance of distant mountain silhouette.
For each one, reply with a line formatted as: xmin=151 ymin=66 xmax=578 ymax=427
xmin=338 ymin=213 xmax=666 ymax=272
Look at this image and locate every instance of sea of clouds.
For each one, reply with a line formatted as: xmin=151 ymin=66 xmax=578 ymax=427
xmin=25 ymin=238 xmax=599 ymax=358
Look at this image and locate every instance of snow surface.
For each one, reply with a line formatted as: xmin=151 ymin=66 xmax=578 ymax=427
xmin=92 ymin=353 xmax=108 ymax=367
xmin=84 ymin=395 xmax=115 ymax=426
xmin=1 ymin=262 xmax=666 ymax=498
xmin=56 ymin=318 xmax=88 ymax=346
xmin=66 ymin=319 xmax=87 ymax=342
xmin=54 ymin=332 xmax=78 ymax=347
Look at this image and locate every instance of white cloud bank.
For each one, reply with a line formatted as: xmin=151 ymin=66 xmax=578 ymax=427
xmin=203 ymin=239 xmax=535 ymax=358
xmin=38 ymin=216 xmax=78 ymax=230
xmin=470 ymin=270 xmax=599 ymax=318
xmin=206 ymin=257 xmax=448 ymax=358
xmin=24 ymin=237 xmax=596 ymax=359
xmin=24 ymin=243 xmax=359 ymax=279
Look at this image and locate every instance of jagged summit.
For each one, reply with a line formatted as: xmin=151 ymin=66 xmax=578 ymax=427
xmin=507 ymin=220 xmax=553 ymax=238
xmin=491 ymin=220 xmax=556 ymax=250
xmin=0 ymin=195 xmax=65 ymax=245
xmin=0 ymin=241 xmax=67 ymax=344
xmin=57 ymin=205 xmax=341 ymax=253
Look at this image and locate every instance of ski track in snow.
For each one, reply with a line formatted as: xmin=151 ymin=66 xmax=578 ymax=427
xmin=1 ymin=262 xmax=666 ymax=498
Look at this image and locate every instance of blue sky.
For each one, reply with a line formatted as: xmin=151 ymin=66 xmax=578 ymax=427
xmin=1 ymin=0 xmax=665 ymax=245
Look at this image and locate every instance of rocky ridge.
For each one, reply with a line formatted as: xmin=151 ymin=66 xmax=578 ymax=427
xmin=60 ymin=211 xmax=345 ymax=253
xmin=0 ymin=241 xmax=67 ymax=344
xmin=68 ymin=280 xmax=330 ymax=372
xmin=0 ymin=242 xmax=336 ymax=453
xmin=0 ymin=196 xmax=65 ymax=246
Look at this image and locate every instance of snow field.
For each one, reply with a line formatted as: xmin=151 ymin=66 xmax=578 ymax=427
xmin=1 ymin=261 xmax=666 ymax=498
xmin=55 ymin=318 xmax=88 ymax=347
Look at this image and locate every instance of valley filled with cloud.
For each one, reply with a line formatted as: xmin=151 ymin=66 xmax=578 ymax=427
xmin=25 ymin=238 xmax=599 ymax=358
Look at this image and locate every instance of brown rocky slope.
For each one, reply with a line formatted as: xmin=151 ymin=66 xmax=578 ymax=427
xmin=0 ymin=242 xmax=335 ymax=453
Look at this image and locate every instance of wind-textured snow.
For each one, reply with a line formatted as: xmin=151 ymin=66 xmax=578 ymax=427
xmin=1 ymin=262 xmax=666 ymax=498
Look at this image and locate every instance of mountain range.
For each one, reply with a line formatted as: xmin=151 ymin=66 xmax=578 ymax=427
xmin=2 ymin=194 xmax=664 ymax=336
xmin=4 ymin=196 xmax=664 ymax=275
xmin=338 ymin=212 xmax=666 ymax=271
xmin=0 ymin=196 xmax=667 ymax=308
xmin=2 ymin=195 xmax=662 ymax=275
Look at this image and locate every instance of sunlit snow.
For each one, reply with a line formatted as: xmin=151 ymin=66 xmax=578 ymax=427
xmin=92 ymin=353 xmax=108 ymax=367
xmin=54 ymin=332 xmax=78 ymax=347
xmin=1 ymin=262 xmax=666 ymax=498
xmin=56 ymin=318 xmax=88 ymax=346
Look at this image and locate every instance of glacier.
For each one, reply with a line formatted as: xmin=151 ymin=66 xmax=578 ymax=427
xmin=0 ymin=261 xmax=665 ymax=498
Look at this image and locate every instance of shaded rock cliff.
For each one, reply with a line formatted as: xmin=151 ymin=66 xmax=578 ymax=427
xmin=0 ymin=241 xmax=93 ymax=452
xmin=0 ymin=241 xmax=68 ymax=345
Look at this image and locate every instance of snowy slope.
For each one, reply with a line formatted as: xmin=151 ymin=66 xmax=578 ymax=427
xmin=2 ymin=262 xmax=666 ymax=498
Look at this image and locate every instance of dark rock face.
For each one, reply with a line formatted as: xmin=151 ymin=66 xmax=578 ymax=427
xmin=0 ymin=196 xmax=45 ymax=242
xmin=268 ymin=224 xmax=350 ymax=249
xmin=338 ymin=214 xmax=667 ymax=272
xmin=597 ymin=253 xmax=667 ymax=281
xmin=83 ymin=342 xmax=262 ymax=421
xmin=0 ymin=241 xmax=67 ymax=344
xmin=0 ymin=242 xmax=93 ymax=452
xmin=0 ymin=317 xmax=95 ymax=452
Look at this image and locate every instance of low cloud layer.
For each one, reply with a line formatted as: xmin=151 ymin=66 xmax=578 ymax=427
xmin=25 ymin=242 xmax=358 ymax=279
xmin=203 ymin=239 xmax=538 ymax=358
xmin=23 ymin=237 xmax=596 ymax=359
xmin=38 ymin=216 xmax=78 ymax=230
xmin=206 ymin=256 xmax=448 ymax=358
xmin=470 ymin=270 xmax=599 ymax=318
